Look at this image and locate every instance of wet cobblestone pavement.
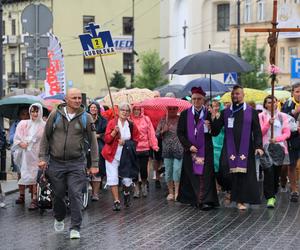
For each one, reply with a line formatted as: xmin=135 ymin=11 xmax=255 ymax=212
xmin=1 ymin=183 xmax=300 ymax=250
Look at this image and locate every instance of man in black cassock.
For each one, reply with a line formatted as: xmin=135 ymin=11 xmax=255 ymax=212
xmin=211 ymin=85 xmax=263 ymax=210
xmin=177 ymin=87 xmax=219 ymax=210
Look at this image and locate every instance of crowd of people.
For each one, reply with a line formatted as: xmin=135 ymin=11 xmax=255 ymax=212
xmin=0 ymin=83 xmax=300 ymax=240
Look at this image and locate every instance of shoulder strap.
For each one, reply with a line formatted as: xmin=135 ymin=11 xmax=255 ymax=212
xmin=81 ymin=111 xmax=87 ymax=130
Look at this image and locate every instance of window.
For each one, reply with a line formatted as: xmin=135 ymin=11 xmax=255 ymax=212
xmin=11 ymin=54 xmax=15 ymax=73
xmin=217 ymin=4 xmax=230 ymax=31
xmin=244 ymin=0 xmax=251 ymax=23
xmin=83 ymin=16 xmax=95 ymax=33
xmin=257 ymin=0 xmax=264 ymax=21
xmin=123 ymin=53 xmax=133 ymax=73
xmin=289 ymin=47 xmax=298 ymax=71
xmin=11 ymin=19 xmax=16 ymax=35
xmin=21 ymin=53 xmax=25 ymax=73
xmin=295 ymin=0 xmax=300 ymax=4
xmin=83 ymin=57 xmax=95 ymax=74
xmin=123 ymin=17 xmax=133 ymax=35
xmin=279 ymin=47 xmax=285 ymax=71
xmin=2 ymin=21 xmax=5 ymax=35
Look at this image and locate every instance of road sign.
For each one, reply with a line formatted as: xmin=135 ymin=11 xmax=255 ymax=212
xmin=291 ymin=58 xmax=300 ymax=79
xmin=79 ymin=23 xmax=115 ymax=58
xmin=224 ymin=72 xmax=238 ymax=85
xmin=21 ymin=4 xmax=53 ymax=35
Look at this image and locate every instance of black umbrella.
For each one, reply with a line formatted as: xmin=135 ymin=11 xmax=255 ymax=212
xmin=167 ymin=50 xmax=253 ymax=75
xmin=180 ymin=77 xmax=229 ymax=98
xmin=154 ymin=84 xmax=183 ymax=97
xmin=167 ymin=49 xmax=253 ymax=100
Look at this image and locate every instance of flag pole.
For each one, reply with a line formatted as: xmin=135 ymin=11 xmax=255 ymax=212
xmin=99 ymin=54 xmax=117 ymax=120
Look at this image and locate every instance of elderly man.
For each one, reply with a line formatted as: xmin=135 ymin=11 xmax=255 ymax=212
xmin=177 ymin=86 xmax=219 ymax=210
xmin=212 ymin=85 xmax=263 ymax=210
xmin=39 ymin=88 xmax=98 ymax=239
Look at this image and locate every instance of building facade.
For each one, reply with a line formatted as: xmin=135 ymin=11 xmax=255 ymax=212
xmin=2 ymin=0 xmax=161 ymax=98
xmin=160 ymin=0 xmax=231 ymax=85
xmin=230 ymin=0 xmax=300 ymax=86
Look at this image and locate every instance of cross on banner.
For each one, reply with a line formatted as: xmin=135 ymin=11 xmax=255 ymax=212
xmin=245 ymin=0 xmax=300 ymax=138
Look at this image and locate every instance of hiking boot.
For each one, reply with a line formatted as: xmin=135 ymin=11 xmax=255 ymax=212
xmin=54 ymin=219 xmax=65 ymax=232
xmin=141 ymin=184 xmax=148 ymax=197
xmin=70 ymin=229 xmax=80 ymax=239
xmin=112 ymin=201 xmax=121 ymax=211
xmin=267 ymin=197 xmax=276 ymax=208
xmin=290 ymin=192 xmax=299 ymax=202
xmin=155 ymin=180 xmax=161 ymax=189
xmin=124 ymin=192 xmax=131 ymax=207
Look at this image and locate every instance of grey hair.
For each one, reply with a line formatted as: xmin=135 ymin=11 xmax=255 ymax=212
xmin=118 ymin=102 xmax=131 ymax=111
xmin=165 ymin=92 xmax=176 ymax=98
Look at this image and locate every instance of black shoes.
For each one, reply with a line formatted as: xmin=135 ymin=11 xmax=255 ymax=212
xmin=113 ymin=201 xmax=121 ymax=211
xmin=155 ymin=180 xmax=161 ymax=189
xmin=290 ymin=192 xmax=299 ymax=203
xmin=124 ymin=192 xmax=131 ymax=207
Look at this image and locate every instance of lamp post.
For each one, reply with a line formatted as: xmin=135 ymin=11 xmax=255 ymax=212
xmin=237 ymin=0 xmax=241 ymax=84
xmin=0 ymin=0 xmax=6 ymax=181
xmin=130 ymin=0 xmax=135 ymax=86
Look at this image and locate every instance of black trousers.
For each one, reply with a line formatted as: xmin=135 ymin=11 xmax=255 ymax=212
xmin=137 ymin=151 xmax=150 ymax=181
xmin=263 ymin=165 xmax=281 ymax=200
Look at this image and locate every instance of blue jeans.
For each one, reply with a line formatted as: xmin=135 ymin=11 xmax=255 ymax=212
xmin=164 ymin=158 xmax=183 ymax=182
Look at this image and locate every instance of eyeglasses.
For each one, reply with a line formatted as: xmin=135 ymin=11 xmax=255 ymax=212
xmin=120 ymin=109 xmax=130 ymax=112
xmin=192 ymin=98 xmax=203 ymax=101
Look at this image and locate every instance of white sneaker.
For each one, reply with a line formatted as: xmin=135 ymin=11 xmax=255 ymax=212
xmin=0 ymin=202 xmax=5 ymax=208
xmin=54 ymin=219 xmax=64 ymax=232
xmin=70 ymin=229 xmax=80 ymax=239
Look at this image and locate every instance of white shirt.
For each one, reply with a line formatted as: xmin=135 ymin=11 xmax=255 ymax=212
xmin=114 ymin=119 xmax=131 ymax=161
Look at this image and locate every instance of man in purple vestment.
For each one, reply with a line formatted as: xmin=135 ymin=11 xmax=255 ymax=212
xmin=177 ymin=87 xmax=219 ymax=210
xmin=211 ymin=85 xmax=263 ymax=210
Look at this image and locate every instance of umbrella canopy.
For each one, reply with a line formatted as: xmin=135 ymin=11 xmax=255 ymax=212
xmin=167 ymin=50 xmax=253 ymax=75
xmin=221 ymin=88 xmax=268 ymax=104
xmin=180 ymin=78 xmax=229 ymax=98
xmin=0 ymin=94 xmax=49 ymax=119
xmin=44 ymin=99 xmax=64 ymax=111
xmin=44 ymin=93 xmax=65 ymax=100
xmin=136 ymin=97 xmax=192 ymax=129
xmin=266 ymin=90 xmax=291 ymax=102
xmin=154 ymin=84 xmax=183 ymax=97
xmin=102 ymin=88 xmax=155 ymax=106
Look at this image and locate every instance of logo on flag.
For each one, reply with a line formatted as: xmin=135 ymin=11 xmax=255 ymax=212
xmin=79 ymin=23 xmax=115 ymax=58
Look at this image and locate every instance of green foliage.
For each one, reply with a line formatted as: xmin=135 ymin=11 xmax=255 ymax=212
xmin=134 ymin=50 xmax=168 ymax=90
xmin=240 ymin=38 xmax=269 ymax=90
xmin=110 ymin=71 xmax=126 ymax=88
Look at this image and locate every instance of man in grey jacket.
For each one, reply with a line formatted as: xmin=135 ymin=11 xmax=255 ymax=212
xmin=39 ymin=88 xmax=98 ymax=239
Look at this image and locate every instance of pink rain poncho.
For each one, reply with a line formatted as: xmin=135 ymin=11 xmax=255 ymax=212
xmin=12 ymin=103 xmax=45 ymax=185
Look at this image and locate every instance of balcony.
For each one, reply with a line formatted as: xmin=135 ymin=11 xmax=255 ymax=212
xmin=7 ymin=72 xmax=28 ymax=88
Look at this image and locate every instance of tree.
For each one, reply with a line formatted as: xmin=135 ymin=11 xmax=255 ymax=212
xmin=134 ymin=50 xmax=168 ymax=89
xmin=240 ymin=38 xmax=269 ymax=90
xmin=110 ymin=71 xmax=126 ymax=88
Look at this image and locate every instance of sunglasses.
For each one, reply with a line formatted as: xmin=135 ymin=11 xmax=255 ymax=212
xmin=120 ymin=109 xmax=130 ymax=112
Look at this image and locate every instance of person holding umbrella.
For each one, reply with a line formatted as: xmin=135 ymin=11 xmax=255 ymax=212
xmin=211 ymin=85 xmax=263 ymax=210
xmin=177 ymin=87 xmax=219 ymax=209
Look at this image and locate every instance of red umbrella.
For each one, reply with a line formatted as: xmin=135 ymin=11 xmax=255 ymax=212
xmin=136 ymin=97 xmax=192 ymax=129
